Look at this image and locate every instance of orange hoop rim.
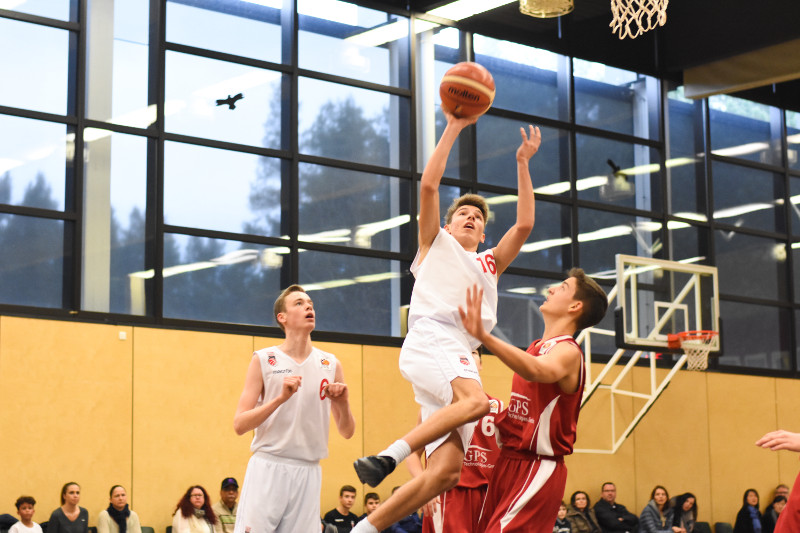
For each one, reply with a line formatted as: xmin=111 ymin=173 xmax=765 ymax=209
xmin=677 ymin=330 xmax=719 ymax=342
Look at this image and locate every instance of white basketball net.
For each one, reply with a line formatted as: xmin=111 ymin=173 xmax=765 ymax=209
xmin=681 ymin=335 xmax=716 ymax=371
xmin=609 ymin=0 xmax=669 ymax=40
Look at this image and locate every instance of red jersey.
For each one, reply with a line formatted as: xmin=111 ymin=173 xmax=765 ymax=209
xmin=459 ymin=395 xmax=504 ymax=488
xmin=494 ymin=335 xmax=584 ymax=456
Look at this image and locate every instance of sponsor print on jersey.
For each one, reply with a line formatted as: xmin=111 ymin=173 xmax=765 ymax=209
xmin=460 ymin=356 xmax=470 ymax=366
xmin=319 ymin=357 xmax=332 ymax=370
xmin=489 ymin=398 xmax=500 ymax=414
xmin=267 ymin=354 xmax=277 ymax=366
xmin=540 ymin=338 xmax=558 ymax=354
xmin=508 ymin=392 xmax=536 ymax=424
xmin=464 ymin=445 xmax=494 ymax=467
xmin=319 ymin=378 xmax=329 ymax=400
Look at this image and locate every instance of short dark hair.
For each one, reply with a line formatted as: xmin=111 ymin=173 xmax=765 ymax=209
xmin=364 ymin=492 xmax=380 ymax=504
xmin=444 ymin=194 xmax=489 ymax=226
xmin=273 ymin=285 xmax=306 ymax=331
xmin=601 ymin=482 xmax=616 ymax=491
xmin=568 ymin=268 xmax=608 ymax=331
xmin=15 ymin=496 xmax=36 ymax=509
xmin=340 ymin=485 xmax=356 ymax=497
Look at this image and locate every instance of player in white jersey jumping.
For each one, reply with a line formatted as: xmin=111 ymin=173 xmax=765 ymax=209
xmin=351 ymin=111 xmax=541 ymax=533
xmin=233 ymin=285 xmax=355 ymax=533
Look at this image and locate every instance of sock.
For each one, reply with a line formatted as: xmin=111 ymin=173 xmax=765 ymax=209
xmin=351 ymin=517 xmax=378 ymax=533
xmin=379 ymin=439 xmax=411 ymax=464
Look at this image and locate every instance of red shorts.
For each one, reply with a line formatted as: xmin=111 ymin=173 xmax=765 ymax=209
xmin=477 ymin=450 xmax=567 ymax=533
xmin=422 ymin=485 xmax=488 ymax=533
xmin=775 ymin=468 xmax=800 ymax=533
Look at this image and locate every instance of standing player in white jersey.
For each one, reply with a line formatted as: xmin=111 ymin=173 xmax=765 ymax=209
xmin=233 ymin=285 xmax=355 ymax=533
xmin=458 ymin=269 xmax=608 ymax=533
xmin=351 ymin=111 xmax=541 ymax=533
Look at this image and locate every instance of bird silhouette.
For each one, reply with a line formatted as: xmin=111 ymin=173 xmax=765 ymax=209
xmin=216 ymin=93 xmax=244 ymax=110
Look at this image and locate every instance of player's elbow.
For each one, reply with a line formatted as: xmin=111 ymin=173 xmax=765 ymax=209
xmin=233 ymin=418 xmax=249 ymax=436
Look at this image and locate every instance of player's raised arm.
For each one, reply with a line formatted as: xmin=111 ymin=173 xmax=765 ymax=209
xmin=492 ymin=125 xmax=541 ymax=275
xmin=459 ymin=285 xmax=580 ymax=389
xmin=327 ymin=362 xmax=356 ymax=439
xmin=418 ymin=112 xmax=479 ymax=251
xmin=756 ymin=430 xmax=800 ymax=452
xmin=233 ymin=355 xmax=301 ymax=435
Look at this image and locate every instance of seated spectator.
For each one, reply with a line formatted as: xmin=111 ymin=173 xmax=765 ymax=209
xmin=567 ymin=491 xmax=601 ymax=533
xmin=386 ymin=487 xmax=421 ymax=533
xmin=172 ymin=486 xmax=219 ymax=533
xmin=48 ymin=483 xmax=88 ymax=533
xmin=358 ymin=493 xmax=380 ymax=523
xmin=640 ymin=486 xmax=681 ymax=533
xmin=211 ymin=478 xmax=238 ymax=533
xmin=733 ymin=489 xmax=762 ymax=533
xmin=761 ymin=495 xmax=786 ymax=533
xmin=593 ymin=482 xmax=639 ymax=533
xmin=772 ymin=485 xmax=789 ymax=502
xmin=323 ymin=485 xmax=358 ymax=533
xmin=97 ymin=486 xmax=142 ymax=533
xmin=554 ymin=502 xmax=572 ymax=533
xmin=671 ymin=493 xmax=697 ymax=533
xmin=10 ymin=496 xmax=43 ymax=533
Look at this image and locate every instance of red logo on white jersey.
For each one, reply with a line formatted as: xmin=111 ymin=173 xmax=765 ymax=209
xmin=267 ymin=355 xmax=276 ymax=366
xmin=319 ymin=378 xmax=329 ymax=400
xmin=460 ymin=356 xmax=470 ymax=366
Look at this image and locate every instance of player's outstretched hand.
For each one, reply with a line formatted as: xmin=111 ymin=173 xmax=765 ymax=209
xmin=324 ymin=382 xmax=349 ymax=403
xmin=443 ymin=109 xmax=479 ymax=131
xmin=516 ymin=125 xmax=541 ymax=162
xmin=756 ymin=429 xmax=800 ymax=452
xmin=280 ymin=375 xmax=302 ymax=402
xmin=459 ymin=284 xmax=486 ymax=342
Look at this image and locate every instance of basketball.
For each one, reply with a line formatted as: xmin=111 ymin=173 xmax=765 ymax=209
xmin=439 ymin=62 xmax=495 ymax=118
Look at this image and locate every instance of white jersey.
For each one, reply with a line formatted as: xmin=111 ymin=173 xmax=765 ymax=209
xmin=408 ymin=228 xmax=498 ymax=348
xmin=249 ymin=346 xmax=337 ymax=462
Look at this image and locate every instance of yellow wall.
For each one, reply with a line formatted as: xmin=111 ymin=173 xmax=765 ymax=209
xmin=1 ymin=315 xmax=798 ymax=531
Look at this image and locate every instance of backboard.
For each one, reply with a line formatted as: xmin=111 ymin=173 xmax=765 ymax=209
xmin=614 ymin=254 xmax=720 ymax=354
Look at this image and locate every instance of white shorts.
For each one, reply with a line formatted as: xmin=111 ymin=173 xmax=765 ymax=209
xmin=234 ymin=451 xmax=322 ymax=533
xmin=399 ymin=317 xmax=481 ymax=457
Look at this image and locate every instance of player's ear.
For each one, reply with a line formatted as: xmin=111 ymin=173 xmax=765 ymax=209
xmin=444 ymin=224 xmax=452 ymax=234
xmin=568 ymin=300 xmax=583 ymax=314
xmin=480 ymin=232 xmax=485 ymax=243
xmin=276 ymin=311 xmax=287 ymax=326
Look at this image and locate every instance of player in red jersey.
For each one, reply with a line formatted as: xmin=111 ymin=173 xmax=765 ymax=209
xmin=407 ymin=350 xmax=504 ymax=533
xmin=757 ymin=430 xmax=800 ymax=533
xmin=458 ymin=268 xmax=608 ymax=533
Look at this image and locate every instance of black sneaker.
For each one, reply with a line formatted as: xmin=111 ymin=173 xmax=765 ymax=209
xmin=353 ymin=455 xmax=396 ymax=487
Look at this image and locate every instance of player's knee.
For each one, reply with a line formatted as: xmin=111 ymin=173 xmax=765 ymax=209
xmin=430 ymin=464 xmax=461 ymax=493
xmin=465 ymin=394 xmax=490 ymax=421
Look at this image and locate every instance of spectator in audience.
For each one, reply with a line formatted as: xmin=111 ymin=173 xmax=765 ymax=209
xmin=97 ymin=486 xmax=142 ymax=533
xmin=172 ymin=486 xmax=219 ymax=533
xmin=733 ymin=489 xmax=762 ymax=533
xmin=211 ymin=479 xmax=238 ymax=533
xmin=323 ymin=486 xmax=358 ymax=533
xmin=10 ymin=496 xmax=42 ymax=533
xmin=554 ymin=502 xmax=572 ymax=533
xmin=567 ymin=491 xmax=601 ymax=533
xmin=670 ymin=493 xmax=697 ymax=533
xmin=772 ymin=485 xmax=790 ymax=502
xmin=640 ymin=486 xmax=681 ymax=533
xmin=359 ymin=494 xmax=381 ymax=523
xmin=386 ymin=488 xmax=421 ymax=533
xmin=594 ymin=482 xmax=639 ymax=533
xmin=48 ymin=483 xmax=88 ymax=533
xmin=762 ymin=496 xmax=786 ymax=533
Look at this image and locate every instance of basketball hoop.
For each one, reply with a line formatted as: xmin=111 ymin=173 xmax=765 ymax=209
xmin=519 ymin=0 xmax=574 ymax=18
xmin=609 ymin=0 xmax=669 ymax=39
xmin=677 ymin=330 xmax=718 ymax=371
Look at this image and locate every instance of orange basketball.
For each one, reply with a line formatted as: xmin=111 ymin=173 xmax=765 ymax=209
xmin=439 ymin=62 xmax=496 ymax=118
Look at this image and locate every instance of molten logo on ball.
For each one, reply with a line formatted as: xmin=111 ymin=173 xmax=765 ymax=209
xmin=439 ymin=61 xmax=495 ymax=118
